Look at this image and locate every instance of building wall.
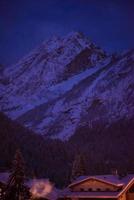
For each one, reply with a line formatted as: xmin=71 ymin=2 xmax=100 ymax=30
xmin=71 ymin=179 xmax=119 ymax=192
xmin=58 ymin=198 xmax=118 ymax=200
xmin=126 ymin=182 xmax=134 ymax=200
xmin=126 ymin=193 xmax=134 ymax=200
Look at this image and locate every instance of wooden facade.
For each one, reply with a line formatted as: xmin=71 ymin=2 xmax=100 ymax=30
xmin=59 ymin=175 xmax=134 ymax=200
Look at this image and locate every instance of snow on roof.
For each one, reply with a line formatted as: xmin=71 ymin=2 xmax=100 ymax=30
xmin=0 ymin=172 xmax=9 ymax=184
xmin=69 ymin=174 xmax=134 ymax=188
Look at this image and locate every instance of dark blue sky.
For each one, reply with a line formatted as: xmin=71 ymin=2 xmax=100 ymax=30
xmin=0 ymin=0 xmax=134 ymax=65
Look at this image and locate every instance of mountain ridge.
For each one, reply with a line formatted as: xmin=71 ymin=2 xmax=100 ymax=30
xmin=0 ymin=32 xmax=134 ymax=140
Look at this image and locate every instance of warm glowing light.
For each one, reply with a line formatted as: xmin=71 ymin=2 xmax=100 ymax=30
xmin=30 ymin=179 xmax=53 ymax=198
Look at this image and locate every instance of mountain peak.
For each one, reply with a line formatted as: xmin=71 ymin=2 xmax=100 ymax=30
xmin=65 ymin=31 xmax=85 ymax=39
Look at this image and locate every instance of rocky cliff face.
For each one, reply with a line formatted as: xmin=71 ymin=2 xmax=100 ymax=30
xmin=0 ymin=32 xmax=134 ymax=140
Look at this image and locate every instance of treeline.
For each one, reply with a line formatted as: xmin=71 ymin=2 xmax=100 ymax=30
xmin=0 ymin=112 xmax=70 ymax=187
xmin=0 ymin=112 xmax=134 ymax=187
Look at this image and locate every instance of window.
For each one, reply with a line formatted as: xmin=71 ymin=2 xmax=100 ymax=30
xmin=128 ymin=186 xmax=134 ymax=193
xmin=106 ymin=188 xmax=110 ymax=191
xmin=80 ymin=188 xmax=84 ymax=192
xmin=88 ymin=188 xmax=92 ymax=191
xmin=116 ymin=186 xmax=123 ymax=192
xmin=96 ymin=188 xmax=101 ymax=191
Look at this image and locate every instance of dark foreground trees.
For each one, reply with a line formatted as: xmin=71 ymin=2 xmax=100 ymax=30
xmin=4 ymin=149 xmax=30 ymax=200
xmin=71 ymin=153 xmax=86 ymax=181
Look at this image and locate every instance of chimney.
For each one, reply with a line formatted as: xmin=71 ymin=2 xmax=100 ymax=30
xmin=111 ymin=168 xmax=118 ymax=176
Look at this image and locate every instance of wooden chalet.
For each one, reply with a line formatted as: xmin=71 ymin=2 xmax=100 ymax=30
xmin=58 ymin=174 xmax=134 ymax=200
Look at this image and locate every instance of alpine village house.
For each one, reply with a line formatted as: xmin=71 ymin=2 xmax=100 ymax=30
xmin=59 ymin=174 xmax=134 ymax=200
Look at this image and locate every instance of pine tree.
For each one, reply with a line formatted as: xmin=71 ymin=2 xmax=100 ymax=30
xmin=71 ymin=153 xmax=86 ymax=181
xmin=4 ymin=149 xmax=30 ymax=200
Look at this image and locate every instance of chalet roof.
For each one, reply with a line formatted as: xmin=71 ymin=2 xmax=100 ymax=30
xmin=69 ymin=174 xmax=134 ymax=188
xmin=0 ymin=172 xmax=9 ymax=184
xmin=59 ymin=174 xmax=134 ymax=199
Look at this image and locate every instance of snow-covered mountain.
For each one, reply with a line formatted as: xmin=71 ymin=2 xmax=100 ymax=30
xmin=0 ymin=32 xmax=134 ymax=140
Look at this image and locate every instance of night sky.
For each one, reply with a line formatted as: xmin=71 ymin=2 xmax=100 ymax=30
xmin=0 ymin=0 xmax=134 ymax=66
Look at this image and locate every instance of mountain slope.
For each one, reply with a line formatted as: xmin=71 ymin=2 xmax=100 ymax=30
xmin=0 ymin=32 xmax=106 ymax=119
xmin=0 ymin=32 xmax=134 ymax=140
xmin=17 ymin=50 xmax=134 ymax=140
